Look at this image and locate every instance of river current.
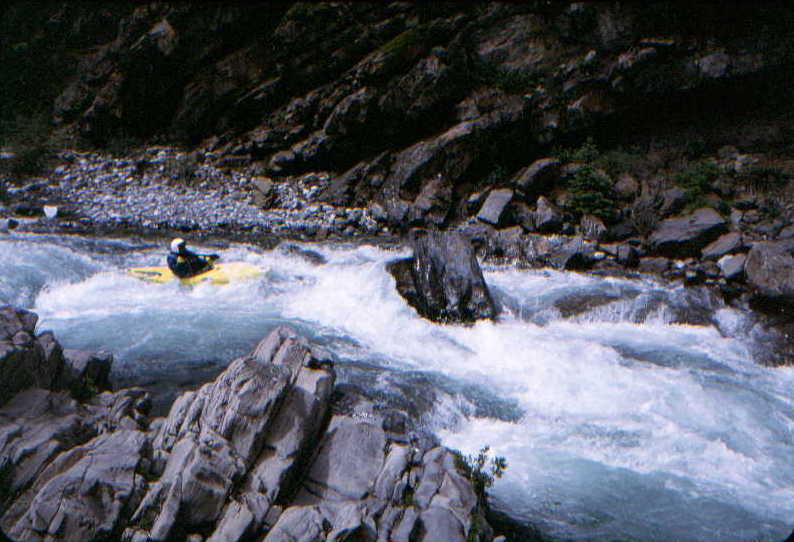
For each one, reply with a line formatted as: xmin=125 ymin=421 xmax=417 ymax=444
xmin=2 ymin=233 xmax=793 ymax=542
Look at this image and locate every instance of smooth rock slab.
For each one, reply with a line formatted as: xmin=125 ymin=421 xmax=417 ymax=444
xmin=701 ymin=231 xmax=743 ymax=260
xmin=650 ymin=207 xmax=728 ymax=257
xmin=513 ymin=158 xmax=561 ymax=194
xmin=476 ymin=189 xmax=513 ymax=226
xmin=718 ymin=253 xmax=746 ymax=280
xmin=302 ymin=420 xmax=386 ymax=501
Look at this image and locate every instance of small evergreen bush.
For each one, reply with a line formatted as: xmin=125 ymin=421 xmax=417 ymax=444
xmin=454 ymin=446 xmax=507 ymax=503
xmin=567 ymin=165 xmax=618 ymax=221
xmin=554 ymin=137 xmax=600 ymax=163
xmin=673 ymin=160 xmax=720 ymax=211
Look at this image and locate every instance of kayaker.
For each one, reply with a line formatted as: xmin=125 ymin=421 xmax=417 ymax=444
xmin=167 ymin=238 xmax=218 ymax=278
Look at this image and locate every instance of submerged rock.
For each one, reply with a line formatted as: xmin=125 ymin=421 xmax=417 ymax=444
xmin=388 ymin=229 xmax=501 ymax=323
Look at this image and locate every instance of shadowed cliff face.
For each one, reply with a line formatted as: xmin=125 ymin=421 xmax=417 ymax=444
xmin=4 ymin=2 xmax=794 ymax=180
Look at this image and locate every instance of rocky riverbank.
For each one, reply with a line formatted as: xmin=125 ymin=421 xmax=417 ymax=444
xmin=0 ymin=305 xmax=508 ymax=542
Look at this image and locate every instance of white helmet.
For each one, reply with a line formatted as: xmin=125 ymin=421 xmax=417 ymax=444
xmin=170 ymin=238 xmax=186 ymax=253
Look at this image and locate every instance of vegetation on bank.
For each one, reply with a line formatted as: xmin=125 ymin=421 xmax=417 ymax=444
xmin=0 ymin=111 xmax=53 ymax=179
xmin=454 ymin=445 xmax=508 ymax=503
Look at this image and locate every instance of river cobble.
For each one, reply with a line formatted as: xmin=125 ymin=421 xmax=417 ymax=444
xmin=14 ymin=147 xmax=383 ymax=238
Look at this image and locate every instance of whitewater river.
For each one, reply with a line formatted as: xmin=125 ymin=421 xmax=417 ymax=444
xmin=3 ymin=233 xmax=794 ymax=542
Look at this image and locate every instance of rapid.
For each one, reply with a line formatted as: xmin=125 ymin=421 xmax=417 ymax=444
xmin=2 ymin=232 xmax=793 ymax=542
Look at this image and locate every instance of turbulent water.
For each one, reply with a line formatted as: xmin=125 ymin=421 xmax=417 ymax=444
xmin=3 ymin=232 xmax=794 ymax=542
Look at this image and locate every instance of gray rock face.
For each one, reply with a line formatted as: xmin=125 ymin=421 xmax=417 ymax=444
xmin=649 ymin=207 xmax=728 ymax=257
xmin=3 ymin=430 xmax=148 ymax=542
xmin=62 ymin=349 xmax=113 ymax=393
xmin=387 ymin=230 xmax=501 ymax=323
xmin=580 ymin=214 xmax=607 ymax=241
xmin=718 ymin=253 xmax=747 ymax=280
xmin=477 ymin=189 xmax=513 ymax=226
xmin=0 ymin=306 xmax=63 ymax=406
xmin=744 ymin=240 xmax=794 ymax=311
xmin=701 ymin=232 xmax=743 ymax=260
xmin=512 ymin=158 xmax=561 ymax=194
xmin=1 ymin=320 xmax=494 ymax=542
xmin=130 ymin=326 xmax=325 ymax=541
xmin=534 ymin=196 xmax=563 ymax=233
xmin=0 ymin=386 xmax=150 ymax=542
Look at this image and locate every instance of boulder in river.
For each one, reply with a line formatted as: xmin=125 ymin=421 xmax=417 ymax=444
xmin=388 ymin=229 xmax=501 ymax=324
xmin=744 ymin=240 xmax=794 ymax=314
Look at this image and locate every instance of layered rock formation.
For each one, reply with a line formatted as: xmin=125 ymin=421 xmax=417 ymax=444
xmin=0 ymin=310 xmax=495 ymax=542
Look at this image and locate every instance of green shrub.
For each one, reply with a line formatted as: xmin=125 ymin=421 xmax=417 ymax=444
xmin=454 ymin=446 xmax=507 ymax=503
xmin=285 ymin=2 xmax=334 ymax=21
xmin=673 ymin=160 xmax=719 ymax=195
xmin=595 ymin=148 xmax=644 ymax=177
xmin=629 ymin=193 xmax=660 ymax=236
xmin=553 ymin=137 xmax=601 ymax=164
xmin=566 ymin=165 xmax=618 ymax=221
xmin=673 ymin=160 xmax=721 ymax=211
xmin=379 ymin=28 xmax=421 ymax=55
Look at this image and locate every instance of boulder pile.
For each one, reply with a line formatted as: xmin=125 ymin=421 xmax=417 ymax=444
xmin=0 ymin=309 xmax=496 ymax=542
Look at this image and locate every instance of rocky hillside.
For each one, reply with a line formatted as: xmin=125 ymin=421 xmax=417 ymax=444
xmin=2 ymin=1 xmax=794 ymax=361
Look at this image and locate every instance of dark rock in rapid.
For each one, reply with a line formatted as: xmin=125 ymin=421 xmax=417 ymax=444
xmin=388 ymin=230 xmax=500 ymax=323
xmin=546 ymin=236 xmax=595 ymax=271
xmin=0 ymin=305 xmax=64 ymax=406
xmin=744 ymin=240 xmax=794 ymax=313
xmin=649 ymin=207 xmax=728 ymax=258
xmin=617 ymin=244 xmax=640 ymax=268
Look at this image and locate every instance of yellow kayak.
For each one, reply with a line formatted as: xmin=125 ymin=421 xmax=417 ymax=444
xmin=127 ymin=261 xmax=262 ymax=285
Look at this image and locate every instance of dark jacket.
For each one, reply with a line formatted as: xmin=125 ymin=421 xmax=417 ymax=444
xmin=167 ymin=247 xmax=212 ymax=278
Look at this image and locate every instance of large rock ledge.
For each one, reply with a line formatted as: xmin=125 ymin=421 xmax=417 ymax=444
xmin=0 ymin=308 xmax=495 ymax=542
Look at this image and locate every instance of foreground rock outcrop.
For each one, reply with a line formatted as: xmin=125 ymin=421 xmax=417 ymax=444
xmin=0 ymin=314 xmax=495 ymax=542
xmin=388 ymin=229 xmax=501 ymax=324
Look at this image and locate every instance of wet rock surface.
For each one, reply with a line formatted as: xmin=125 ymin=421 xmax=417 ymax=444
xmin=0 ymin=316 xmax=495 ymax=542
xmin=388 ymin=229 xmax=501 ymax=324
